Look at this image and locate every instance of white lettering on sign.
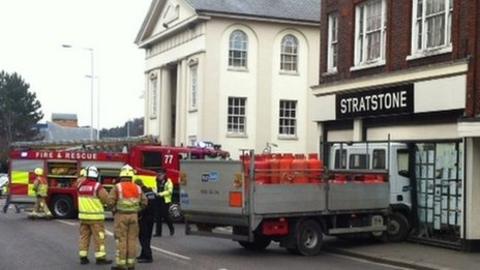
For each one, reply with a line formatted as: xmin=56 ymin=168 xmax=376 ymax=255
xmin=339 ymin=90 xmax=409 ymax=115
xmin=32 ymin=151 xmax=98 ymax=160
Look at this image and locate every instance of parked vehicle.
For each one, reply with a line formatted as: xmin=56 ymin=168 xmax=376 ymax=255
xmin=7 ymin=137 xmax=228 ymax=219
xmin=180 ymin=151 xmax=394 ymax=256
xmin=328 ymin=142 xmax=412 ymax=241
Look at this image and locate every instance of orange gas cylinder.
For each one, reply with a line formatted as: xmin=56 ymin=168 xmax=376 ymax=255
xmin=255 ymin=155 xmax=270 ymax=184
xmin=280 ymin=154 xmax=294 ymax=183
xmin=292 ymin=154 xmax=308 ymax=184
xmin=307 ymin=153 xmax=323 ymax=183
xmin=269 ymin=154 xmax=281 ymax=184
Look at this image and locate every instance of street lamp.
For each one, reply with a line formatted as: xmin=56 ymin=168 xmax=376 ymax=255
xmin=62 ymin=44 xmax=95 ymax=140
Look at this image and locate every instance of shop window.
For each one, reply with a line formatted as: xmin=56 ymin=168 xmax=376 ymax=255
xmin=142 ymin=151 xmax=163 ymax=172
xmin=334 ymin=149 xmax=347 ymax=169
xmin=349 ymin=154 xmax=369 ymax=169
xmin=372 ymin=149 xmax=386 ymax=169
xmin=354 ymin=0 xmax=387 ymax=67
xmin=411 ymin=0 xmax=453 ymax=56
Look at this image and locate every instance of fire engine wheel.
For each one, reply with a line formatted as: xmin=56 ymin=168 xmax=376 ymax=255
xmin=169 ymin=203 xmax=183 ymax=222
xmin=294 ymin=219 xmax=323 ymax=256
xmin=51 ymin=195 xmax=75 ymax=219
xmin=238 ymin=235 xmax=271 ymax=251
xmin=387 ymin=212 xmax=410 ymax=242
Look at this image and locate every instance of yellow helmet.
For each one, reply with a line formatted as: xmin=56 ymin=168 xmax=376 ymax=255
xmin=34 ymin=168 xmax=44 ymax=176
xmin=119 ymin=169 xmax=134 ymax=178
xmin=79 ymin=169 xmax=87 ymax=177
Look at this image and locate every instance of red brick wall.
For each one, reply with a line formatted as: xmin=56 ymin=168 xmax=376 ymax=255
xmin=319 ymin=0 xmax=480 ymax=117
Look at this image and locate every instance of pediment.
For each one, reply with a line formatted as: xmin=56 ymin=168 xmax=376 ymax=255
xmin=136 ymin=0 xmax=197 ymax=44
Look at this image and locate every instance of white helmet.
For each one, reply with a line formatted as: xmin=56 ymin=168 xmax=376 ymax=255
xmin=86 ymin=166 xmax=99 ymax=179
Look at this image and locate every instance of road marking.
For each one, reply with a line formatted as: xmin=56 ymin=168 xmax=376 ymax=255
xmin=326 ymin=252 xmax=412 ymax=270
xmin=150 ymin=246 xmax=192 ymax=261
xmin=56 ymin=220 xmax=77 ymax=226
xmin=56 ymin=220 xmax=191 ymax=262
xmin=103 ymin=229 xmax=191 ymax=261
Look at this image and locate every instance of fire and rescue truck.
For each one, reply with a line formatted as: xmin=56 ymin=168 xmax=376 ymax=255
xmin=180 ymin=148 xmax=404 ymax=256
xmin=7 ymin=136 xmax=229 ymax=219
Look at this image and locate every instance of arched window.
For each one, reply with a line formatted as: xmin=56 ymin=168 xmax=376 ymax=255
xmin=280 ymin=35 xmax=298 ymax=72
xmin=229 ymin=30 xmax=248 ymax=68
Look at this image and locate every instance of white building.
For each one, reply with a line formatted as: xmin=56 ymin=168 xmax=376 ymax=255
xmin=135 ymin=0 xmax=320 ymax=157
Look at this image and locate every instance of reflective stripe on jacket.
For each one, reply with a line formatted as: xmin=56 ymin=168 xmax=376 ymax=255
xmin=116 ymin=182 xmax=142 ymax=213
xmin=77 ymin=180 xmax=105 ymax=221
xmin=35 ymin=177 xmax=48 ymax=197
xmin=159 ymin=178 xmax=173 ymax=204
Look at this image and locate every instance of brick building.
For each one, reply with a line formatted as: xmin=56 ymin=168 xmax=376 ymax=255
xmin=312 ymin=0 xmax=480 ymax=250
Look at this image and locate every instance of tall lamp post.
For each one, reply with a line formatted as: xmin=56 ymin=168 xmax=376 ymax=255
xmin=62 ymin=44 xmax=95 ymax=140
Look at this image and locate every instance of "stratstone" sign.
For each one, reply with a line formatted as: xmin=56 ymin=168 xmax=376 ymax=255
xmin=336 ymin=84 xmax=414 ymax=120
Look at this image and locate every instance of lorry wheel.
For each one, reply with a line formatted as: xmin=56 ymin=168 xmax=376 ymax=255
xmin=238 ymin=235 xmax=271 ymax=251
xmin=169 ymin=203 xmax=183 ymax=222
xmin=387 ymin=212 xmax=409 ymax=242
xmin=295 ymin=219 xmax=323 ymax=256
xmin=51 ymin=195 xmax=76 ymax=219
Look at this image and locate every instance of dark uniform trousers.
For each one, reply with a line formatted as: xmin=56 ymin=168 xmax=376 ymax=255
xmin=155 ymin=198 xmax=174 ymax=236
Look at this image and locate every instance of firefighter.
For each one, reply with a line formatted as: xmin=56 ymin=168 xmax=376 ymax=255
xmin=108 ymin=165 xmax=147 ymax=270
xmin=135 ymin=178 xmax=157 ymax=263
xmin=29 ymin=168 xmax=52 ymax=219
xmin=77 ymin=166 xmax=112 ymax=265
xmin=154 ymin=169 xmax=174 ymax=237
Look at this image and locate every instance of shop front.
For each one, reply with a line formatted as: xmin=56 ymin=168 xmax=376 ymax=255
xmin=312 ymin=62 xmax=480 ymax=250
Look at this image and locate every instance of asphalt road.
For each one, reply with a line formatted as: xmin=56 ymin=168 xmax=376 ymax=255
xmin=0 ymin=203 xmax=407 ymax=270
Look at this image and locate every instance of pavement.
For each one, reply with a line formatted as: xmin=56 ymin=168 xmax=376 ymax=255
xmin=324 ymin=237 xmax=480 ymax=270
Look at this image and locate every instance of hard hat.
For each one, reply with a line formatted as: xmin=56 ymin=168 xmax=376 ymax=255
xmin=79 ymin=169 xmax=87 ymax=177
xmin=86 ymin=166 xmax=99 ymax=179
xmin=121 ymin=164 xmax=134 ymax=172
xmin=119 ymin=169 xmax=134 ymax=178
xmin=34 ymin=168 xmax=44 ymax=176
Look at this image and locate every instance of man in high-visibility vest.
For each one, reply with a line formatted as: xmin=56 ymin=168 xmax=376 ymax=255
xmin=108 ymin=165 xmax=147 ymax=270
xmin=29 ymin=168 xmax=52 ymax=219
xmin=77 ymin=166 xmax=112 ymax=265
xmin=154 ymin=169 xmax=174 ymax=236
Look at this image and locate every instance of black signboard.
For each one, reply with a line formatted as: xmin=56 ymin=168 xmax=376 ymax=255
xmin=336 ymin=84 xmax=414 ymax=120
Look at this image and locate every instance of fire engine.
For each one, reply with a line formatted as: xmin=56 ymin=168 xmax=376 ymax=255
xmin=7 ymin=136 xmax=229 ymax=219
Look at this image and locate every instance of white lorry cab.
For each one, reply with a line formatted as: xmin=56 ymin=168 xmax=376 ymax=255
xmin=328 ymin=142 xmax=412 ymax=241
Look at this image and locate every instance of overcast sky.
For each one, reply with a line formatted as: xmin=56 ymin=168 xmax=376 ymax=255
xmin=0 ymin=0 xmax=151 ymax=129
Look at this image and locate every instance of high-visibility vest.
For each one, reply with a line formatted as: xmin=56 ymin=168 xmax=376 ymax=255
xmin=158 ymin=178 xmax=173 ymax=204
xmin=116 ymin=182 xmax=142 ymax=213
xmin=77 ymin=179 xmax=105 ymax=221
xmin=36 ymin=177 xmax=48 ymax=197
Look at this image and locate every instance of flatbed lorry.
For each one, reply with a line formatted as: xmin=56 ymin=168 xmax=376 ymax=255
xmin=180 ymin=151 xmax=394 ymax=256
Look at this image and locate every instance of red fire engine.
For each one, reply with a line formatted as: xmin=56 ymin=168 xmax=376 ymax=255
xmin=7 ymin=136 xmax=229 ymax=219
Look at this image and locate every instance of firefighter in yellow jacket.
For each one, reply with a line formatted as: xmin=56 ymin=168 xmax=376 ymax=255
xmin=108 ymin=165 xmax=147 ymax=270
xmin=77 ymin=167 xmax=112 ymax=265
xmin=29 ymin=168 xmax=53 ymax=219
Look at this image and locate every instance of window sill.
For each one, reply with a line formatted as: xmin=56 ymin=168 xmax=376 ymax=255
xmin=226 ymin=133 xmax=248 ymax=139
xmin=322 ymin=69 xmax=338 ymax=77
xmin=278 ymin=135 xmax=298 ymax=141
xmin=350 ymin=60 xmax=386 ymax=72
xmin=188 ymin=108 xmax=198 ymax=113
xmin=279 ymin=71 xmax=299 ymax=76
xmin=228 ymin=67 xmax=249 ymax=73
xmin=406 ymin=46 xmax=453 ymax=61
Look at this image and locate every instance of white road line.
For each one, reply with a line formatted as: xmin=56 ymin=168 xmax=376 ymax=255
xmin=150 ymin=246 xmax=192 ymax=261
xmin=56 ymin=220 xmax=77 ymax=226
xmin=104 ymin=229 xmax=114 ymax=237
